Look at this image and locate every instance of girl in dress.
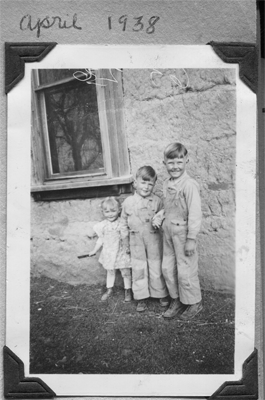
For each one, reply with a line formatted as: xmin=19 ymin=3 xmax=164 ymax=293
xmin=89 ymin=197 xmax=132 ymax=302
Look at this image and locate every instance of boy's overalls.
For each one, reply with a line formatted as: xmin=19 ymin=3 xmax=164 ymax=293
xmin=162 ymin=172 xmax=202 ymax=305
xmin=121 ymin=194 xmax=168 ymax=300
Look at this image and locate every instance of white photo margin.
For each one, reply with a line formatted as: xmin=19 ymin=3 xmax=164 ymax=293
xmin=6 ymin=45 xmax=256 ymax=397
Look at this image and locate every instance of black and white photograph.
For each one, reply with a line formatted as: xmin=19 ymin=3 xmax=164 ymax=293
xmin=5 ymin=45 xmax=256 ymax=397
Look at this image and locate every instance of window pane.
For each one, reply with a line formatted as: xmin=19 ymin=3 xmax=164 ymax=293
xmin=44 ymin=78 xmax=104 ymax=175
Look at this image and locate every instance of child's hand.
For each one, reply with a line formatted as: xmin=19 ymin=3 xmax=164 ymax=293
xmin=152 ymin=213 xmax=164 ymax=229
xmin=184 ymin=239 xmax=196 ymax=257
xmin=152 ymin=218 xmax=162 ymax=229
xmin=125 ymin=246 xmax=131 ymax=255
xmin=88 ymin=250 xmax=97 ymax=257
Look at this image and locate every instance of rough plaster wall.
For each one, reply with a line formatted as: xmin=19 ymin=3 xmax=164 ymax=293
xmin=31 ymin=68 xmax=236 ymax=292
xmin=31 ymin=196 xmax=126 ymax=287
xmin=123 ymin=68 xmax=236 ymax=291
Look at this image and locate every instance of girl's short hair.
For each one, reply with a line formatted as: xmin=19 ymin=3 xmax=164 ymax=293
xmin=136 ymin=165 xmax=157 ymax=182
xmin=164 ymin=142 xmax=188 ymax=159
xmin=101 ymin=197 xmax=121 ymax=210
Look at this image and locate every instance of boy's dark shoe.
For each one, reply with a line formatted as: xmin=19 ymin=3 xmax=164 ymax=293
xmin=101 ymin=288 xmax=113 ymax=301
xmin=137 ymin=300 xmax=147 ymax=312
xmin=124 ymin=288 xmax=133 ymax=302
xmin=159 ymin=297 xmax=170 ymax=307
xmin=178 ymin=301 xmax=203 ymax=321
xmin=163 ymin=298 xmax=185 ymax=319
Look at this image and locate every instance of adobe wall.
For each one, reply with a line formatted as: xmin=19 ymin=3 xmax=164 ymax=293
xmin=31 ymin=68 xmax=236 ymax=292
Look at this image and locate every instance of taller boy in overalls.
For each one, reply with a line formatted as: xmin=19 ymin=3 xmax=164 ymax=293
xmin=153 ymin=143 xmax=203 ymax=320
xmin=120 ymin=166 xmax=168 ymax=312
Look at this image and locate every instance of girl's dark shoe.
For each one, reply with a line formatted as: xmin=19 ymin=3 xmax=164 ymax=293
xmin=101 ymin=288 xmax=113 ymax=301
xmin=124 ymin=288 xmax=133 ymax=302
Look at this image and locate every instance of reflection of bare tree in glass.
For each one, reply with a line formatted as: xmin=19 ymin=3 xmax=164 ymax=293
xmin=45 ymin=82 xmax=103 ymax=174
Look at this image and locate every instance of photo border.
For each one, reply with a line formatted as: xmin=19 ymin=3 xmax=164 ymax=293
xmin=5 ymin=44 xmax=257 ymax=398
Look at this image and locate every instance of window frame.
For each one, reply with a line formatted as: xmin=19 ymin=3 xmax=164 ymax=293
xmin=31 ymin=68 xmax=133 ymax=197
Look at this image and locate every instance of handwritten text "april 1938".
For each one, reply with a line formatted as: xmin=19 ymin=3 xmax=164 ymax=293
xmin=20 ymin=14 xmax=82 ymax=38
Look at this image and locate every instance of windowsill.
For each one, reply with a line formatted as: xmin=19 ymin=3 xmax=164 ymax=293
xmin=31 ymin=175 xmax=133 ymax=192
xmin=31 ymin=175 xmax=134 ymax=201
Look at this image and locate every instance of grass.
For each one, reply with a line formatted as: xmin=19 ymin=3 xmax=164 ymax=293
xmin=30 ymin=275 xmax=235 ymax=375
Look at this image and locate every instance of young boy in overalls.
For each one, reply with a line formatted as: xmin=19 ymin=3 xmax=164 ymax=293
xmin=153 ymin=143 xmax=203 ymax=320
xmin=120 ymin=166 xmax=168 ymax=312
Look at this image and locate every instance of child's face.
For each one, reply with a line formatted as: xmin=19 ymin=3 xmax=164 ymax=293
xmin=103 ymin=205 xmax=119 ymax=222
xmin=164 ymin=156 xmax=188 ymax=179
xmin=135 ymin=177 xmax=156 ymax=198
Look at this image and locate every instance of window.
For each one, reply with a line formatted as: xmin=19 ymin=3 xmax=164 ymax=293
xmin=31 ymin=69 xmax=132 ymax=200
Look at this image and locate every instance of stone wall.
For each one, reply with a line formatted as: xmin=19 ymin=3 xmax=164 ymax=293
xmin=31 ymin=68 xmax=236 ymax=292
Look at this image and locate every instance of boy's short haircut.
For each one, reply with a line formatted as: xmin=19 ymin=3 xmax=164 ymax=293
xmin=101 ymin=196 xmax=121 ymax=210
xmin=136 ymin=165 xmax=157 ymax=182
xmin=164 ymin=142 xmax=188 ymax=159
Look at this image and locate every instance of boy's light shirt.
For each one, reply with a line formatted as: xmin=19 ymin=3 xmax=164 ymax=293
xmin=161 ymin=171 xmax=202 ymax=240
xmin=133 ymin=191 xmax=160 ymax=207
xmin=120 ymin=192 xmax=163 ymax=239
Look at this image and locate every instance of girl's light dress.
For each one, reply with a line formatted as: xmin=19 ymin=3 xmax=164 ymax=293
xmin=93 ymin=217 xmax=131 ymax=270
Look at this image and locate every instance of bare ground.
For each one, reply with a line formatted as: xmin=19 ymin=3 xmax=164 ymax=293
xmin=30 ymin=275 xmax=235 ymax=374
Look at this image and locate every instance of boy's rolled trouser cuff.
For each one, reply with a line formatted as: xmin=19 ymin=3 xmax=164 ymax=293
xmin=132 ymin=279 xmax=150 ymax=300
xmin=130 ymin=230 xmax=168 ymax=300
xmin=162 ymin=252 xmax=201 ymax=304
xmin=162 ymin=259 xmax=179 ymax=298
xmin=178 ymin=274 xmax=202 ymax=305
xmin=162 ymin=225 xmax=201 ymax=304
